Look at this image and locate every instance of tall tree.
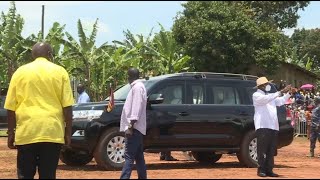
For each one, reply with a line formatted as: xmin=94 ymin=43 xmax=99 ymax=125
xmin=113 ymin=29 xmax=158 ymax=77
xmin=172 ymin=1 xmax=286 ymax=74
xmin=62 ymin=18 xmax=111 ymax=100
xmin=150 ymin=24 xmax=191 ymax=74
xmin=290 ymin=28 xmax=320 ymax=73
xmin=238 ymin=1 xmax=310 ymax=29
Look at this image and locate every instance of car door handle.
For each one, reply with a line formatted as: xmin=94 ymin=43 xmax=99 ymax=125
xmin=239 ymin=112 xmax=248 ymax=116
xmin=179 ymin=112 xmax=189 ymax=116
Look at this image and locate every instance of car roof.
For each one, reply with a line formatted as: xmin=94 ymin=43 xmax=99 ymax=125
xmin=146 ymin=72 xmax=258 ymax=81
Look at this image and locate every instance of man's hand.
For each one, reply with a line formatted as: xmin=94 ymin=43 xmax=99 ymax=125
xmin=125 ymin=128 xmax=133 ymax=138
xmin=64 ymin=135 xmax=71 ymax=147
xmin=7 ymin=133 xmax=16 ymax=149
xmin=281 ymin=85 xmax=292 ymax=94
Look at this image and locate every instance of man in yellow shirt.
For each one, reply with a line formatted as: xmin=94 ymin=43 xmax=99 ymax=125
xmin=4 ymin=42 xmax=74 ymax=179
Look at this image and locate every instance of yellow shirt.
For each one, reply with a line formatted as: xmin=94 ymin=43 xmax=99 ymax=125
xmin=4 ymin=57 xmax=74 ymax=145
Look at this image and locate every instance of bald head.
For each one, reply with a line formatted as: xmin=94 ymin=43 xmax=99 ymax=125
xmin=127 ymin=67 xmax=140 ymax=84
xmin=77 ymin=83 xmax=85 ymax=94
xmin=32 ymin=42 xmax=53 ymax=60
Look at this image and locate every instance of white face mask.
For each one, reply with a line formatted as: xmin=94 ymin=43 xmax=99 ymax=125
xmin=265 ymin=84 xmax=271 ymax=92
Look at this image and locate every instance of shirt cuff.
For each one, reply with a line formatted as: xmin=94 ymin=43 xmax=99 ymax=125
xmin=284 ymin=93 xmax=291 ymax=99
xmin=127 ymin=117 xmax=138 ymax=121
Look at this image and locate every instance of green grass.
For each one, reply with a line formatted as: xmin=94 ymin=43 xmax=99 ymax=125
xmin=0 ymin=130 xmax=7 ymax=137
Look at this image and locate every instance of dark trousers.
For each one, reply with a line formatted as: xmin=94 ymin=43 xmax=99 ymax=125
xmin=310 ymin=127 xmax=320 ymax=149
xmin=256 ymin=128 xmax=278 ymax=174
xmin=17 ymin=142 xmax=62 ymax=179
xmin=120 ymin=129 xmax=147 ymax=179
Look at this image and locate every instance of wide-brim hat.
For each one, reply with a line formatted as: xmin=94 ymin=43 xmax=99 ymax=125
xmin=255 ymin=77 xmax=273 ymax=88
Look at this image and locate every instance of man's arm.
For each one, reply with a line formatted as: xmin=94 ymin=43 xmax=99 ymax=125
xmin=63 ymin=106 xmax=72 ymax=146
xmin=7 ymin=110 xmax=16 ymax=134
xmin=7 ymin=110 xmax=16 ymax=149
xmin=274 ymin=93 xmax=291 ymax=107
xmin=128 ymin=86 xmax=144 ymax=123
xmin=253 ymin=92 xmax=280 ymax=106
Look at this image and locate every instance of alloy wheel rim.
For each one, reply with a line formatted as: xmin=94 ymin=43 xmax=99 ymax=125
xmin=107 ymin=136 xmax=125 ymax=164
xmin=249 ymin=137 xmax=258 ymax=162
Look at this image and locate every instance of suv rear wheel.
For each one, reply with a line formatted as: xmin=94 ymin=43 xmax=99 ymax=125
xmin=60 ymin=149 xmax=93 ymax=166
xmin=236 ymin=130 xmax=258 ymax=167
xmin=94 ymin=127 xmax=125 ymax=170
xmin=191 ymin=152 xmax=222 ymax=164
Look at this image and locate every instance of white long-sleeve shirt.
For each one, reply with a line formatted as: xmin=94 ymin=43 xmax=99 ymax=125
xmin=120 ymin=80 xmax=147 ymax=135
xmin=77 ymin=91 xmax=90 ymax=103
xmin=253 ymin=89 xmax=291 ymax=131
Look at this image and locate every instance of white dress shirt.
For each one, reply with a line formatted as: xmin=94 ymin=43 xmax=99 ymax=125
xmin=120 ymin=80 xmax=147 ymax=135
xmin=77 ymin=91 xmax=90 ymax=103
xmin=253 ymin=89 xmax=291 ymax=131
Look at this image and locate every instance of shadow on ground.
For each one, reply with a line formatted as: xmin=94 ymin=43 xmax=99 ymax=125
xmin=57 ymin=160 xmax=295 ymax=172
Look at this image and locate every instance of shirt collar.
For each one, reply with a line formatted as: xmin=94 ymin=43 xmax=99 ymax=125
xmin=35 ymin=57 xmax=49 ymax=62
xmin=130 ymin=79 xmax=142 ymax=87
xmin=80 ymin=91 xmax=86 ymax=95
xmin=257 ymin=89 xmax=266 ymax=94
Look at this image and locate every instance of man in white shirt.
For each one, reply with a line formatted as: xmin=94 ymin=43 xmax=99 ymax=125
xmin=77 ymin=83 xmax=90 ymax=103
xmin=252 ymin=77 xmax=291 ymax=178
xmin=120 ymin=67 xmax=147 ymax=179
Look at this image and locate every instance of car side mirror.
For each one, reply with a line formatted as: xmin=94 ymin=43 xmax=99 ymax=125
xmin=148 ymin=94 xmax=164 ymax=104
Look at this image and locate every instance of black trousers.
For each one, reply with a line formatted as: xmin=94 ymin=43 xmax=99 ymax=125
xmin=256 ymin=128 xmax=278 ymax=174
xmin=17 ymin=142 xmax=62 ymax=179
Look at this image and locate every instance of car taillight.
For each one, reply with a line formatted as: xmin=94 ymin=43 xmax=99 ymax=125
xmin=286 ymin=108 xmax=292 ymax=121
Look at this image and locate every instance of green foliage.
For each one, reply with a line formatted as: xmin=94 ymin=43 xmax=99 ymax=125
xmin=291 ymin=28 xmax=320 ymax=73
xmin=239 ymin=1 xmax=310 ymax=29
xmin=0 ymin=2 xmax=32 ymax=86
xmin=172 ymin=1 xmax=286 ymax=74
xmin=151 ymin=23 xmax=191 ymax=74
xmin=0 ymin=130 xmax=7 ymax=137
xmin=0 ymin=1 xmax=313 ymax=101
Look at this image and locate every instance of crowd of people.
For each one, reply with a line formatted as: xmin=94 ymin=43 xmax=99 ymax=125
xmin=278 ymin=81 xmax=320 ymax=158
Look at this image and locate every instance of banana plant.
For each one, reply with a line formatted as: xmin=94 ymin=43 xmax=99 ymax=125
xmin=62 ymin=18 xmax=116 ymax=101
xmin=149 ymin=23 xmax=191 ymax=74
xmin=0 ymin=2 xmax=32 ymax=86
xmin=113 ymin=29 xmax=159 ymax=78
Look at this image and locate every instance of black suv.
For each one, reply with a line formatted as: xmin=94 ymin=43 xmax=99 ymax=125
xmin=0 ymin=95 xmax=7 ymax=130
xmin=61 ymin=72 xmax=294 ymax=170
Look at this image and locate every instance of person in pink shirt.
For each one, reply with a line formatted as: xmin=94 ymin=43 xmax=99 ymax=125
xmin=120 ymin=67 xmax=147 ymax=179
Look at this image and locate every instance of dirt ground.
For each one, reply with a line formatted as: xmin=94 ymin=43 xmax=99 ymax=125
xmin=0 ymin=137 xmax=319 ymax=179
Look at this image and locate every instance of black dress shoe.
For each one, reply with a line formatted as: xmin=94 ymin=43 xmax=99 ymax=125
xmin=266 ymin=172 xmax=279 ymax=177
xmin=257 ymin=172 xmax=267 ymax=177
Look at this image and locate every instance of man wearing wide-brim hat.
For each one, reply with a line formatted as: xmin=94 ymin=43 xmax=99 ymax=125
xmin=252 ymin=77 xmax=291 ymax=177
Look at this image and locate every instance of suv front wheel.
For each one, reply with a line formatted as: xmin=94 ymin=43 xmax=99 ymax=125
xmin=236 ymin=130 xmax=258 ymax=168
xmin=94 ymin=127 xmax=126 ymax=170
xmin=191 ymin=152 xmax=222 ymax=164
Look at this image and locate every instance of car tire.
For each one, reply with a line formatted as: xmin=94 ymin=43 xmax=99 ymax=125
xmin=93 ymin=127 xmax=126 ymax=170
xmin=236 ymin=130 xmax=258 ymax=168
xmin=60 ymin=149 xmax=93 ymax=166
xmin=191 ymin=152 xmax=222 ymax=164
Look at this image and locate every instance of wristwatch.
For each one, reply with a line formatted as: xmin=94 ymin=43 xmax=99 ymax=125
xmin=128 ymin=123 xmax=133 ymax=129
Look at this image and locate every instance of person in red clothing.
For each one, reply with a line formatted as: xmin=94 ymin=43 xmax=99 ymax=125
xmin=306 ymin=102 xmax=316 ymax=139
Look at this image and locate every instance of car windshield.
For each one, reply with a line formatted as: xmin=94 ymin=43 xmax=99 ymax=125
xmin=105 ymin=80 xmax=157 ymax=101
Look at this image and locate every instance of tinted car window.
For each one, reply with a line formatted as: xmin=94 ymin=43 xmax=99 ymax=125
xmin=152 ymin=85 xmax=184 ymax=104
xmin=191 ymin=85 xmax=204 ymax=104
xmin=108 ymin=80 xmax=157 ymax=101
xmin=210 ymin=86 xmax=240 ymax=105
xmin=0 ymin=96 xmax=5 ymax=108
